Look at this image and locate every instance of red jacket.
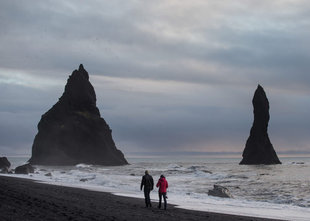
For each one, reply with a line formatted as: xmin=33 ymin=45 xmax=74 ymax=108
xmin=156 ymin=177 xmax=168 ymax=193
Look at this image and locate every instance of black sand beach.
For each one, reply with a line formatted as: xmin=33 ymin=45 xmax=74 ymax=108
xmin=0 ymin=176 xmax=283 ymax=221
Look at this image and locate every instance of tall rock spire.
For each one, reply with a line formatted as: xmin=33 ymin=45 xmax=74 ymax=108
xmin=240 ymin=85 xmax=281 ymax=165
xmin=29 ymin=65 xmax=128 ymax=165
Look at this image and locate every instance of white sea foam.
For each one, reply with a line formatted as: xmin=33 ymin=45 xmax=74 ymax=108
xmin=75 ymin=163 xmax=92 ymax=168
xmin=3 ymin=156 xmax=310 ymax=220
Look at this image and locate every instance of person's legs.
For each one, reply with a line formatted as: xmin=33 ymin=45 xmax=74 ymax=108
xmin=163 ymin=192 xmax=167 ymax=210
xmin=158 ymin=192 xmax=162 ymax=208
xmin=147 ymin=189 xmax=152 ymax=207
xmin=144 ymin=188 xmax=150 ymax=207
xmin=144 ymin=189 xmax=148 ymax=207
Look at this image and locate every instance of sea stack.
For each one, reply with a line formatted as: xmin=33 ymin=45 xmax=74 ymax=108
xmin=240 ymin=85 xmax=281 ymax=165
xmin=29 ymin=64 xmax=128 ymax=166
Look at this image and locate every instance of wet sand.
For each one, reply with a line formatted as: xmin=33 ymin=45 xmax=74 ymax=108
xmin=0 ymin=176 xmax=283 ymax=221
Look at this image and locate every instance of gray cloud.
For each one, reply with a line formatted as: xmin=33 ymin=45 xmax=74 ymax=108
xmin=0 ymin=0 xmax=310 ymax=156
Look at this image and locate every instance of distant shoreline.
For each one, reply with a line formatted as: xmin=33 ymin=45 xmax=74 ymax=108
xmin=0 ymin=175 xmax=282 ymax=221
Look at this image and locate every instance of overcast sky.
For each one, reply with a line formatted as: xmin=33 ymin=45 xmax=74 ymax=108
xmin=1 ymin=0 xmax=310 ymax=156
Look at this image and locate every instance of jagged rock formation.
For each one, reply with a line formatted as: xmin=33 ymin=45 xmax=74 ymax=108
xmin=0 ymin=157 xmax=11 ymax=173
xmin=15 ymin=164 xmax=35 ymax=174
xmin=29 ymin=64 xmax=128 ymax=166
xmin=240 ymin=85 xmax=281 ymax=165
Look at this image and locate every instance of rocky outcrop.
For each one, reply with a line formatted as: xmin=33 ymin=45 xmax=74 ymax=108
xmin=208 ymin=185 xmax=233 ymax=198
xmin=240 ymin=85 xmax=281 ymax=165
xmin=45 ymin=172 xmax=52 ymax=177
xmin=0 ymin=157 xmax=10 ymax=169
xmin=15 ymin=164 xmax=35 ymax=174
xmin=0 ymin=157 xmax=11 ymax=174
xmin=29 ymin=64 xmax=128 ymax=166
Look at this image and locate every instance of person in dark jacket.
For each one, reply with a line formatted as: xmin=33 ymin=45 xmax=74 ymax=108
xmin=140 ymin=170 xmax=154 ymax=207
xmin=156 ymin=175 xmax=168 ymax=210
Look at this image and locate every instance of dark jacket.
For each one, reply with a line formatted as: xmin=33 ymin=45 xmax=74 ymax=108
xmin=141 ymin=174 xmax=154 ymax=190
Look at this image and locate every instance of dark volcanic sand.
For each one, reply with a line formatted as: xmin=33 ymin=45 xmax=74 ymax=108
xmin=0 ymin=176 xmax=283 ymax=221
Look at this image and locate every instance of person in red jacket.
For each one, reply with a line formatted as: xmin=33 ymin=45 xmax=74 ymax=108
xmin=156 ymin=175 xmax=168 ymax=210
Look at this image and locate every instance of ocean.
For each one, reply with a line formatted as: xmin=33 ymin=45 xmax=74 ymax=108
xmin=3 ymin=155 xmax=310 ymax=221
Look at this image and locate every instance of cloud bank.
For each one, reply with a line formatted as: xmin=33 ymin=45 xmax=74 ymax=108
xmin=0 ymin=0 xmax=310 ymax=156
